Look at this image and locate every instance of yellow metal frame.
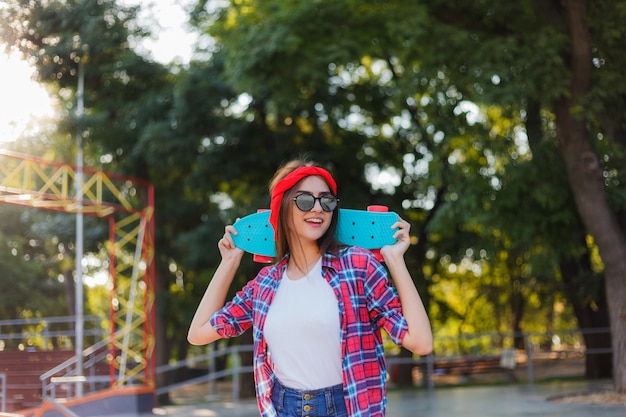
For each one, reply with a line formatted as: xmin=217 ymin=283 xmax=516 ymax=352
xmin=0 ymin=149 xmax=155 ymax=389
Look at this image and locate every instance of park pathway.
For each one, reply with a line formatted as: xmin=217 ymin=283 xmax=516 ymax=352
xmin=110 ymin=380 xmax=624 ymax=417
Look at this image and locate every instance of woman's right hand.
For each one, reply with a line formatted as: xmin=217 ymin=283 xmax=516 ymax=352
xmin=218 ymin=224 xmax=244 ymax=262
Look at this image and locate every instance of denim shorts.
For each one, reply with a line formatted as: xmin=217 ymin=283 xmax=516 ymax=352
xmin=271 ymin=380 xmax=348 ymax=417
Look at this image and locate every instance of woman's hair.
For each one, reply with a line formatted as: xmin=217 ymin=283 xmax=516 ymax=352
xmin=269 ymin=158 xmax=341 ymax=260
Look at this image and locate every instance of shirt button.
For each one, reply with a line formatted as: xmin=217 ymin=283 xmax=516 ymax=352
xmin=303 ymin=405 xmax=311 ymax=412
xmin=304 ymin=393 xmax=311 ymax=400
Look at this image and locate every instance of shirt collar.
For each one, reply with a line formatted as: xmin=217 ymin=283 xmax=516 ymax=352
xmin=273 ymin=248 xmax=343 ymax=276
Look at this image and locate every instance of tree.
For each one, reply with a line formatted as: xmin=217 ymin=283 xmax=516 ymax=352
xmin=1 ymin=0 xmax=182 ymax=395
xmin=556 ymin=1 xmax=626 ymax=389
xmin=0 ymin=207 xmax=64 ymax=324
xmin=3 ymin=0 xmax=624 ymax=395
xmin=196 ymin=0 xmax=626 ymax=390
xmin=419 ymin=0 xmax=626 ymax=391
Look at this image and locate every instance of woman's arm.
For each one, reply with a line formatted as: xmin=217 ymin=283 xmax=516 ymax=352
xmin=187 ymin=225 xmax=244 ymax=345
xmin=380 ymin=218 xmax=433 ymax=355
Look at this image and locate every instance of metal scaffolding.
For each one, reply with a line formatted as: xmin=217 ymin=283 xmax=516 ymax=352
xmin=0 ymin=149 xmax=156 ymax=391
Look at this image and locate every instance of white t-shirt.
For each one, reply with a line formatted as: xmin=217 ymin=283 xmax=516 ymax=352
xmin=263 ymin=258 xmax=343 ymax=390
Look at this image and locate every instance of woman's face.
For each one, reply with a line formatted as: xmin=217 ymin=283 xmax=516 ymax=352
xmin=287 ymin=175 xmax=334 ymax=245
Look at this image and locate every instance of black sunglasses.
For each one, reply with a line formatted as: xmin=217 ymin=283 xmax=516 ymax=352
xmin=292 ymin=192 xmax=339 ymax=212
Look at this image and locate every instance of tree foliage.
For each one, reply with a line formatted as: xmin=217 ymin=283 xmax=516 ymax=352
xmin=1 ymin=0 xmax=625 ymax=392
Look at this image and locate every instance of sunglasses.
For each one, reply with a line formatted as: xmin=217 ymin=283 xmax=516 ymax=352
xmin=292 ymin=192 xmax=339 ymax=212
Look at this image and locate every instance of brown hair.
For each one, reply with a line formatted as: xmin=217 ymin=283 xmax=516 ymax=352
xmin=269 ymin=159 xmax=341 ymax=260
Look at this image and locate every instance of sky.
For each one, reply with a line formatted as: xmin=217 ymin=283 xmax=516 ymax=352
xmin=122 ymin=0 xmax=197 ymax=64
xmin=0 ymin=53 xmax=55 ymax=143
xmin=0 ymin=0 xmax=197 ymax=144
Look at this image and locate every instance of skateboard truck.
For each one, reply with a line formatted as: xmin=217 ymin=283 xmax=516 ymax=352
xmin=366 ymin=205 xmax=389 ymax=262
xmin=252 ymin=209 xmax=274 ymax=264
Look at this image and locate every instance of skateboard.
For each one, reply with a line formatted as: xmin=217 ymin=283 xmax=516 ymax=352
xmin=232 ymin=206 xmax=399 ymax=262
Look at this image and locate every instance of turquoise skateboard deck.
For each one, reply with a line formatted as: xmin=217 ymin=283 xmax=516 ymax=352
xmin=232 ymin=208 xmax=399 ymax=259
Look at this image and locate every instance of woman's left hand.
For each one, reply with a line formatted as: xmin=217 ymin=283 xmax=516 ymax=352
xmin=380 ymin=217 xmax=411 ymax=261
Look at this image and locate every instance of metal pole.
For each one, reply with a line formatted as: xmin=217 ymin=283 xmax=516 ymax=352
xmin=1 ymin=373 xmax=6 ymax=413
xmin=75 ymin=54 xmax=85 ymax=397
xmin=209 ymin=344 xmax=216 ymax=399
xmin=117 ymin=218 xmax=146 ymax=384
xmin=426 ymin=354 xmax=435 ymax=393
xmin=525 ymin=335 xmax=534 ymax=390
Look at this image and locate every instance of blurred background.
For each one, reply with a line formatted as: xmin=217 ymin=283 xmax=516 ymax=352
xmin=0 ymin=0 xmax=624 ymax=412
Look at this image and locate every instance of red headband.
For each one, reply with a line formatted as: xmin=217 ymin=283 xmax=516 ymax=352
xmin=269 ymin=166 xmax=337 ymax=239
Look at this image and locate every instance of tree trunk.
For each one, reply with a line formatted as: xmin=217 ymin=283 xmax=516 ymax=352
xmin=557 ymin=0 xmax=626 ymax=393
xmin=559 ymin=250 xmax=612 ymax=379
xmin=64 ymin=269 xmax=75 ymax=316
xmin=63 ymin=269 xmax=76 ymax=350
xmin=510 ymin=283 xmax=526 ymax=350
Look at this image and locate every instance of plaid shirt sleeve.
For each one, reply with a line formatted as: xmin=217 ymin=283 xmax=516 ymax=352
xmin=209 ymin=276 xmax=257 ymax=338
xmin=364 ymin=254 xmax=409 ymax=345
xmin=208 ymin=264 xmax=281 ymax=417
xmin=331 ymin=247 xmax=408 ymax=417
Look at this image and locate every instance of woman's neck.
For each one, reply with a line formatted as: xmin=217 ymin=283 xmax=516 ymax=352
xmin=287 ymin=242 xmax=321 ymax=280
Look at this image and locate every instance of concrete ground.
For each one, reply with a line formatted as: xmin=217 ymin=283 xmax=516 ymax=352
xmin=125 ymin=380 xmax=624 ymax=417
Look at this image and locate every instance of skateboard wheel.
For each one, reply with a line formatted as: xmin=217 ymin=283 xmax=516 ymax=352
xmin=253 ymin=254 xmax=274 ymax=263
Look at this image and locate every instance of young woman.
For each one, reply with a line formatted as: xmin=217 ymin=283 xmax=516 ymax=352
xmin=188 ymin=159 xmax=433 ymax=417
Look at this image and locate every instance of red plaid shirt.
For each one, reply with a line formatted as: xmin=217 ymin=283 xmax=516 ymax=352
xmin=210 ymin=246 xmax=408 ymax=417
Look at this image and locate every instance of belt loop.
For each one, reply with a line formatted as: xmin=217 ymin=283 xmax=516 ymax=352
xmin=325 ymin=388 xmax=335 ymax=414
